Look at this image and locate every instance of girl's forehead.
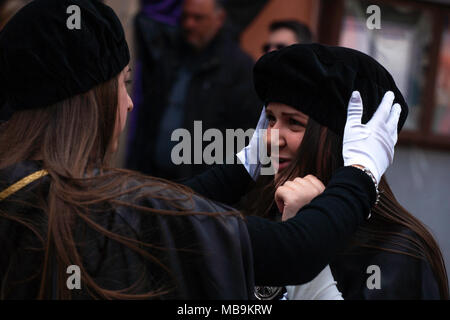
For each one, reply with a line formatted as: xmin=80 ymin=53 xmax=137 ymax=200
xmin=266 ymin=103 xmax=308 ymax=118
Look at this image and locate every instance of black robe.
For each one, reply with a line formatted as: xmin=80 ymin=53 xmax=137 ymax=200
xmin=0 ymin=161 xmax=375 ymax=299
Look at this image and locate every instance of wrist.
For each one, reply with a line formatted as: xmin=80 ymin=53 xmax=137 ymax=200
xmin=348 ymin=165 xmax=380 ymax=219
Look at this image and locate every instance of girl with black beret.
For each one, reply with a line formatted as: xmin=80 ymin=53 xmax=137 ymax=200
xmin=235 ymin=43 xmax=448 ymax=299
xmin=0 ymin=0 xmax=399 ymax=299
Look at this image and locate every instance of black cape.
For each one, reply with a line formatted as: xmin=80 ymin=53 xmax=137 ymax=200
xmin=0 ymin=161 xmax=377 ymax=299
xmin=0 ymin=161 xmax=254 ymax=299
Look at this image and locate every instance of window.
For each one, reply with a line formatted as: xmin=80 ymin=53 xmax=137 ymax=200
xmin=433 ymin=15 xmax=450 ymax=136
xmin=319 ymin=0 xmax=450 ymax=149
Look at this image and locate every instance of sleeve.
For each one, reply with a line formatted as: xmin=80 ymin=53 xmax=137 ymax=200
xmin=181 ymin=157 xmax=253 ymax=205
xmin=140 ymin=190 xmax=255 ymax=300
xmin=247 ymin=166 xmax=376 ymax=286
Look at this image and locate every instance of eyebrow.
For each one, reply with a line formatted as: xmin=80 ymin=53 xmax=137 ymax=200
xmin=281 ymin=112 xmax=308 ymax=119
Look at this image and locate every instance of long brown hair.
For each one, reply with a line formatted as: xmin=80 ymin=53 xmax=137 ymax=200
xmin=244 ymin=117 xmax=449 ymax=299
xmin=0 ymin=74 xmax=233 ymax=299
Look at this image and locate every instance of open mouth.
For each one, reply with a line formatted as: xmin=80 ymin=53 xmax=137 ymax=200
xmin=274 ymin=157 xmax=291 ymax=171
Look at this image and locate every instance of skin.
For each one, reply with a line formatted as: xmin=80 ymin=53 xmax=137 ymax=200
xmin=111 ymin=66 xmax=134 ymax=153
xmin=265 ymin=102 xmax=309 ymax=180
xmin=265 ymin=102 xmax=325 ymax=220
xmin=264 ymin=28 xmax=299 ymax=53
xmin=181 ymin=0 xmax=226 ymax=50
xmin=266 ymin=102 xmax=365 ymax=220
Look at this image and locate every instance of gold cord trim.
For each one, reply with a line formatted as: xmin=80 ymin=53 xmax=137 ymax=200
xmin=0 ymin=170 xmax=49 ymax=202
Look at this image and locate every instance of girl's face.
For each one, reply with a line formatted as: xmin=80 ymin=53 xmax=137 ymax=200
xmin=111 ymin=66 xmax=134 ymax=153
xmin=266 ymin=102 xmax=308 ymax=180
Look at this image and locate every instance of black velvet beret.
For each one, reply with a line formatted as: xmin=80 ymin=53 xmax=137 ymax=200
xmin=0 ymin=0 xmax=130 ymax=120
xmin=253 ymin=43 xmax=408 ymax=136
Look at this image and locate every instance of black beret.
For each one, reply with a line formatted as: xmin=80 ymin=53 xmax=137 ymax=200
xmin=0 ymin=0 xmax=130 ymax=119
xmin=253 ymin=43 xmax=408 ymax=136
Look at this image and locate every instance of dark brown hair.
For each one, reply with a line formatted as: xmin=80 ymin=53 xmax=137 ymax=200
xmin=0 ymin=74 xmax=233 ymax=299
xmin=244 ymin=117 xmax=449 ymax=299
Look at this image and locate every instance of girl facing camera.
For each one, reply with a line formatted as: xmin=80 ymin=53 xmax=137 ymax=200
xmin=239 ymin=43 xmax=448 ymax=300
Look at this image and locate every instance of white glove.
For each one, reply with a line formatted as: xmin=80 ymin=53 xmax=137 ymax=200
xmin=343 ymin=91 xmax=402 ymax=183
xmin=236 ymin=107 xmax=269 ymax=181
xmin=286 ymin=265 xmax=343 ymax=300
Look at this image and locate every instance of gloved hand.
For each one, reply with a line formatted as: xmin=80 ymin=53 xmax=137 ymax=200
xmin=236 ymin=107 xmax=269 ymax=180
xmin=343 ymin=91 xmax=402 ymax=183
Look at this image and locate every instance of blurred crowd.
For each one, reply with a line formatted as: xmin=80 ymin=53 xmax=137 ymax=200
xmin=126 ymin=0 xmax=317 ymax=181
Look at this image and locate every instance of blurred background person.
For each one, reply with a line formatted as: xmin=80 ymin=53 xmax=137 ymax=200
xmin=262 ymin=19 xmax=313 ymax=54
xmin=126 ymin=0 xmax=261 ymax=180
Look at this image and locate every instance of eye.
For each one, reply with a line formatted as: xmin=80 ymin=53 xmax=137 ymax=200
xmin=289 ymin=118 xmax=305 ymax=127
xmin=266 ymin=114 xmax=276 ymax=126
xmin=125 ymin=79 xmax=133 ymax=87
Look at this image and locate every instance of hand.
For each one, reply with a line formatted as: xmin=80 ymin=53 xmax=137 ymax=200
xmin=236 ymin=107 xmax=269 ymax=181
xmin=343 ymin=91 xmax=401 ymax=183
xmin=275 ymin=175 xmax=325 ymax=221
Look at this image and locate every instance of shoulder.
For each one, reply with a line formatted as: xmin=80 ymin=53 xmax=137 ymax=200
xmin=114 ymin=174 xmax=249 ymax=241
xmin=217 ymin=38 xmax=254 ymax=69
xmin=113 ymin=175 xmax=254 ymax=299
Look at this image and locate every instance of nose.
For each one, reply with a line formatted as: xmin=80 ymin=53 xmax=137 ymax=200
xmin=128 ymin=95 xmax=134 ymax=112
xmin=267 ymin=123 xmax=286 ymax=150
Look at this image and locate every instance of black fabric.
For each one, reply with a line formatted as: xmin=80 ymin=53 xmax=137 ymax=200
xmin=0 ymin=161 xmax=375 ymax=298
xmin=0 ymin=161 xmax=254 ymax=299
xmin=182 ymin=155 xmax=254 ymax=206
xmin=126 ymin=14 xmax=261 ymax=180
xmin=330 ymin=229 xmax=441 ymax=299
xmin=184 ymin=162 xmax=442 ymax=297
xmin=0 ymin=0 xmax=130 ymax=119
xmin=185 ymin=164 xmax=376 ymax=286
xmin=253 ymin=43 xmax=408 ymax=136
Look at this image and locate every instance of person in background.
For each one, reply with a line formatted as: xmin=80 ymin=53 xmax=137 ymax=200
xmin=127 ymin=0 xmax=261 ymax=180
xmin=262 ymin=19 xmax=313 ymax=54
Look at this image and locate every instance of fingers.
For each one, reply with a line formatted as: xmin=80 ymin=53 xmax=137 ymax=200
xmin=302 ymin=175 xmax=325 ymax=193
xmin=386 ymin=103 xmax=402 ymax=134
xmin=274 ymin=186 xmax=288 ymax=213
xmin=346 ymin=91 xmax=364 ymax=126
xmin=293 ymin=176 xmax=324 ymax=195
xmin=370 ymin=91 xmax=395 ymax=125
